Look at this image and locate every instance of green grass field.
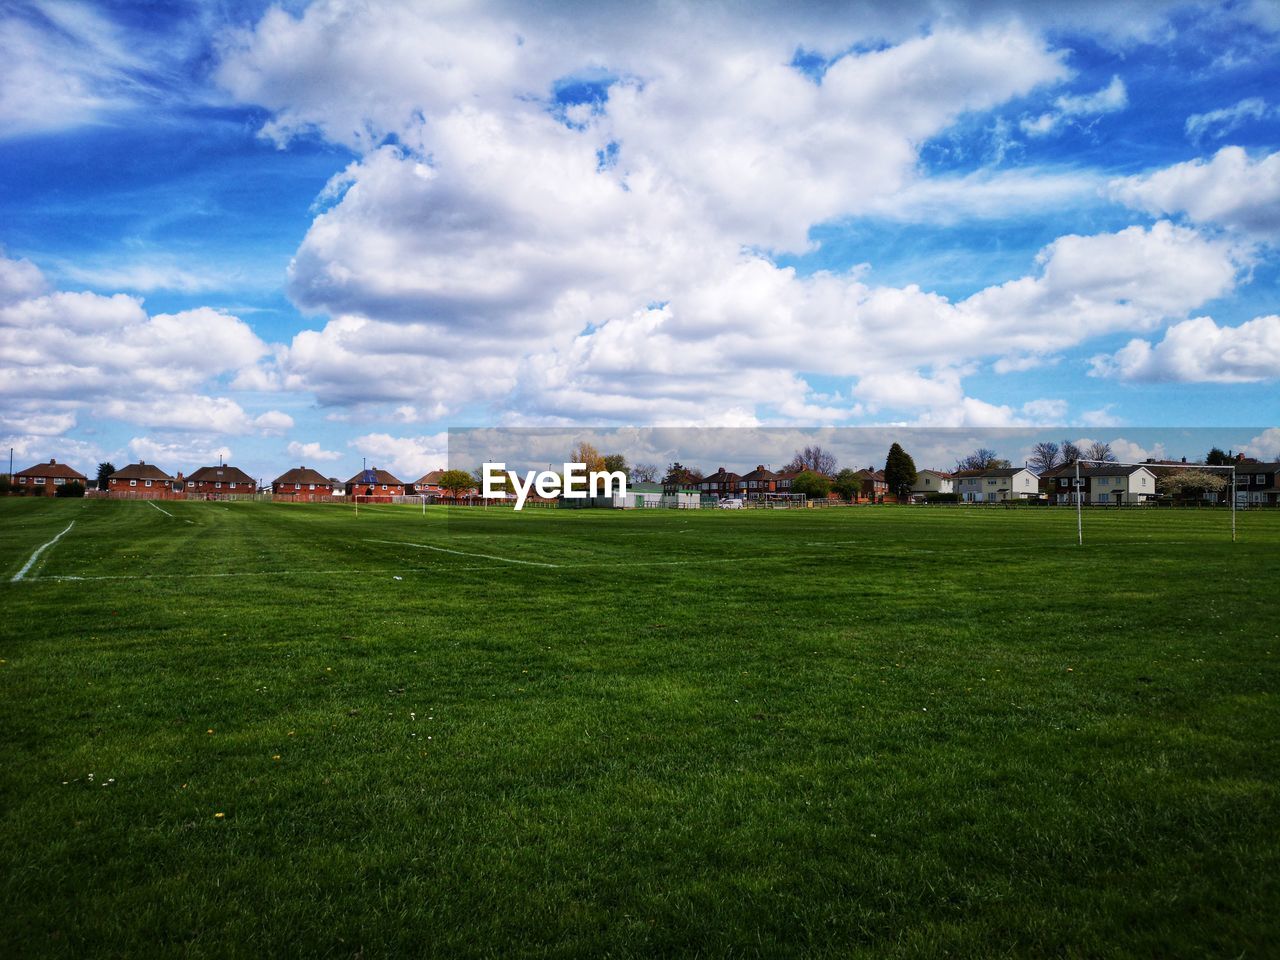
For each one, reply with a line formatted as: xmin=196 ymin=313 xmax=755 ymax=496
xmin=3 ymin=498 xmax=1278 ymax=958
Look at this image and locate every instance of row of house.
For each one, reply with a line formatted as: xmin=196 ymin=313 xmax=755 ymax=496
xmin=12 ymin=457 xmax=1280 ymax=506
xmin=10 ymin=459 xmax=468 ymax=502
xmin=670 ymin=461 xmax=1280 ymax=506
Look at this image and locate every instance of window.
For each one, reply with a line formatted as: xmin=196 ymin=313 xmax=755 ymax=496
xmin=1059 ymin=478 xmax=1069 ymax=487
xmin=130 ymin=480 xmax=137 ymax=487
xmin=54 ymin=478 xmax=65 ymax=485
xmin=215 ymin=482 xmax=222 ymax=489
xmin=229 ymin=483 xmax=236 ymax=489
xmin=1257 ymin=474 xmax=1266 ymax=484
xmin=1141 ymin=477 xmax=1148 ymax=487
xmin=308 ymin=484 xmax=315 ymax=490
xmin=145 ymin=480 xmax=152 ymax=487
xmin=18 ymin=477 xmax=26 ymax=484
xmin=35 ymin=477 xmax=45 ymax=485
xmin=295 ymin=483 xmax=301 ymax=490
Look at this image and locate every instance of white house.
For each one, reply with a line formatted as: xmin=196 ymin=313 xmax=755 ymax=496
xmin=953 ymin=467 xmax=1039 ymax=502
xmin=1082 ymin=465 xmax=1157 ymax=504
xmin=911 ymin=470 xmax=954 ymax=498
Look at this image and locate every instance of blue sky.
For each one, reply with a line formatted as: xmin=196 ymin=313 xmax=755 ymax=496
xmin=1 ymin=0 xmax=1278 ymax=480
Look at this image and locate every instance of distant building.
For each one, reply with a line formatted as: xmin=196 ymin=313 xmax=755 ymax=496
xmin=695 ymin=467 xmax=743 ymax=500
xmin=108 ymin=462 xmax=181 ymax=499
xmin=952 ymin=467 xmax=1039 ymax=503
xmin=186 ymin=465 xmax=256 ymax=497
xmin=272 ymin=467 xmax=339 ymax=501
xmin=345 ymin=467 xmax=405 ymax=500
xmin=911 ymin=470 xmax=954 ymax=499
xmin=13 ymin=459 xmax=86 ymax=495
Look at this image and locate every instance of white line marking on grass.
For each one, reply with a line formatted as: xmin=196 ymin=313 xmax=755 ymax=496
xmin=147 ymin=500 xmax=174 ymax=517
xmin=11 ymin=521 xmax=75 ymax=582
xmin=363 ymin=539 xmax=561 ymax=567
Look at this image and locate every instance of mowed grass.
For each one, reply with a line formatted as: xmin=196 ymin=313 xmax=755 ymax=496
xmin=2 ymin=498 xmax=1278 ymax=959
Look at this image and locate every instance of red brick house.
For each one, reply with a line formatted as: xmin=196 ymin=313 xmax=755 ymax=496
xmin=411 ymin=469 xmax=478 ymax=499
xmin=345 ymin=467 xmax=405 ymax=500
xmin=186 ymin=465 xmax=256 ymax=497
xmin=740 ymin=465 xmax=778 ymax=499
xmin=853 ymin=468 xmax=889 ymax=503
xmin=272 ymin=467 xmax=339 ymax=501
xmin=695 ymin=467 xmax=743 ymax=499
xmin=108 ymin=461 xmax=182 ymax=499
xmin=13 ymin=459 xmax=87 ymax=495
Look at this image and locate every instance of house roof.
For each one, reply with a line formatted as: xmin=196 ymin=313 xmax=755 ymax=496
xmin=187 ymin=465 xmax=255 ymax=485
xmin=699 ymin=468 xmax=741 ymax=482
xmin=414 ymin=469 xmax=447 ymax=486
xmin=1072 ymin=464 xmax=1155 ymax=478
xmin=345 ymin=467 xmax=405 ymax=486
xmin=953 ymin=467 xmax=1031 ymax=479
xmin=273 ymin=467 xmax=333 ymax=486
xmin=111 ymin=461 xmax=175 ymax=481
xmin=740 ymin=465 xmax=777 ymax=481
xmin=15 ymin=459 xmax=86 ymax=481
xmin=917 ymin=469 xmax=953 ymax=478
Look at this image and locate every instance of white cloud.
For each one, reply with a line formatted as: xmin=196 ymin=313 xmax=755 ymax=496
xmin=0 ymin=254 xmax=293 ymax=437
xmin=128 ymin=436 xmax=234 ymax=469
xmin=286 ymin=440 xmax=342 ymax=462
xmin=349 ymin=432 xmax=448 ymax=480
xmin=1185 ymin=98 xmax=1271 ymax=144
xmin=1090 ymin=315 xmax=1280 ymax=383
xmin=1239 ymin=427 xmax=1280 ymax=461
xmin=1109 ymin=146 xmax=1280 ymax=237
xmin=1020 ymin=75 xmax=1127 ymax=137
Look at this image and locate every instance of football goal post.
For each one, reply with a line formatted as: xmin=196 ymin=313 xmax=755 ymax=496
xmin=1070 ymin=459 xmax=1237 ymax=546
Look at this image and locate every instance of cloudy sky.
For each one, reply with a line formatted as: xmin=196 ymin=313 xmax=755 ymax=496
xmin=2 ymin=0 xmax=1278 ymax=480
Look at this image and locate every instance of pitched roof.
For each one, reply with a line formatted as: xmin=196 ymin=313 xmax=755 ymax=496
xmin=273 ymin=467 xmax=333 ymax=486
xmin=111 ymin=461 xmax=174 ymax=481
xmin=953 ymin=467 xmax=1032 ymax=478
xmin=414 ymin=469 xmax=447 ymax=486
xmin=345 ymin=467 xmax=405 ymax=486
xmin=187 ymin=465 xmax=255 ymax=485
xmin=15 ymin=459 xmax=86 ymax=481
xmin=740 ymin=465 xmax=777 ymax=481
xmin=1072 ymin=464 xmax=1155 ymax=478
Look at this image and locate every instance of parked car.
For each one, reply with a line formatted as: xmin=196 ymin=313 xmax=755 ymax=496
xmin=717 ymin=498 xmax=744 ymax=509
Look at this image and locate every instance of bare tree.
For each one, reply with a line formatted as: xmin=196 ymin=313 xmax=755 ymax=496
xmin=784 ymin=445 xmax=837 ymax=475
xmin=1084 ymin=441 xmax=1117 ymax=463
xmin=1060 ymin=440 xmax=1083 ymax=464
xmin=954 ymin=447 xmax=1008 ymax=471
xmin=632 ymin=462 xmax=660 ymax=483
xmin=1028 ymin=442 xmax=1062 ymax=473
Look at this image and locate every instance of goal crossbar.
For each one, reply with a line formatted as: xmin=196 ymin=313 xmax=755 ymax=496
xmin=1070 ymin=459 xmax=1237 ymax=545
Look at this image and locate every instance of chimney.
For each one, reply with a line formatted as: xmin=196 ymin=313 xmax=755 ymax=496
xmin=1181 ymin=457 xmax=1187 ymax=463
xmin=50 ymin=458 xmax=56 ymax=464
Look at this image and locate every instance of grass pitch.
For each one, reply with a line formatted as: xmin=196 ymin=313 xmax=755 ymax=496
xmin=2 ymin=498 xmax=1278 ymax=958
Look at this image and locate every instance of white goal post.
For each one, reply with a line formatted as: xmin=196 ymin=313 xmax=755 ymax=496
xmin=761 ymin=492 xmax=807 ymax=508
xmin=1070 ymin=459 xmax=1237 ymax=546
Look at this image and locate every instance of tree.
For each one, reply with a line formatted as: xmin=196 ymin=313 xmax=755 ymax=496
xmin=1084 ymin=441 xmax=1117 ymax=463
xmin=883 ymin=443 xmax=917 ymax=500
xmin=1060 ymin=440 xmax=1083 ymax=465
xmin=633 ymin=462 xmax=660 ymax=483
xmin=784 ymin=445 xmax=837 ymax=475
xmin=1028 ymin=442 xmax=1062 ymax=473
xmin=790 ymin=470 xmax=831 ymax=500
xmin=954 ymin=448 xmax=1008 ymax=471
xmin=663 ymin=462 xmax=702 ymax=486
xmin=55 ymin=481 xmax=85 ymax=498
xmin=1206 ymin=447 xmax=1231 ymax=466
xmin=438 ymin=469 xmax=477 ymax=499
xmin=569 ymin=442 xmax=605 ymax=473
xmin=602 ymin=453 xmax=628 ymax=476
xmin=96 ymin=461 xmax=116 ymax=491
xmin=832 ymin=468 xmax=862 ymax=502
xmin=1158 ymin=469 xmax=1227 ymax=501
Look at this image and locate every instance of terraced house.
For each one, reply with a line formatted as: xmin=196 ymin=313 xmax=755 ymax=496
xmin=1236 ymin=462 xmax=1280 ymax=505
xmin=953 ymin=467 xmax=1039 ymax=503
xmin=13 ymin=459 xmax=86 ymax=495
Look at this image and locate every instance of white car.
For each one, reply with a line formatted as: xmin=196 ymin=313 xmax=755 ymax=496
xmin=717 ymin=498 xmax=744 ymax=509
